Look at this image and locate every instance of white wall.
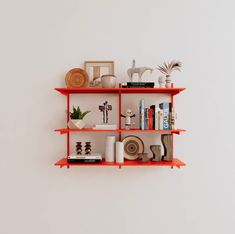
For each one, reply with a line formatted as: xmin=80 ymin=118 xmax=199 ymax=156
xmin=0 ymin=0 xmax=234 ymax=234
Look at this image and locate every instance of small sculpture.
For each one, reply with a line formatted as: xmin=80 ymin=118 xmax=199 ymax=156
xmin=121 ymin=109 xmax=136 ymax=129
xmin=150 ymin=145 xmax=162 ymax=162
xmin=138 ymin=153 xmax=151 ymax=162
xmin=76 ymin=142 xmax=82 ymax=155
xmin=85 ymin=142 xmax=91 ymax=155
xmin=127 ymin=60 xmax=153 ymax=82
xmin=158 ymin=76 xmax=165 ymax=88
xmin=157 ymin=60 xmax=182 ymax=88
xmin=161 ymin=134 xmax=173 ymax=161
xmin=99 ymin=101 xmax=112 ymax=124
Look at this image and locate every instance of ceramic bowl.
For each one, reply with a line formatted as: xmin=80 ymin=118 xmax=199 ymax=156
xmin=101 ymin=75 xmax=116 ymax=88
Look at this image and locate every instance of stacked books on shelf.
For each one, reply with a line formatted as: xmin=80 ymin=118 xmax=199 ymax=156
xmin=139 ymin=100 xmax=176 ymax=130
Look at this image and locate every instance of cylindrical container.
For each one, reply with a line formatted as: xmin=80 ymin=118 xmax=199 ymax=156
xmin=105 ymin=136 xmax=116 ymax=162
xmin=101 ymin=75 xmax=117 ymax=88
xmin=115 ymin=141 xmax=124 ymax=163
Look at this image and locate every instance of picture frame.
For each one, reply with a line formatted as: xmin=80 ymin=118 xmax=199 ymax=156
xmin=84 ymin=61 xmax=114 ymax=86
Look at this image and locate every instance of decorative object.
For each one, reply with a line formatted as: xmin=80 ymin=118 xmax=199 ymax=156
xmin=157 ymin=60 xmax=182 ymax=88
xmin=115 ymin=142 xmax=124 ymax=163
xmin=150 ymin=145 xmax=162 ymax=162
xmin=68 ymin=106 xmax=91 ymax=129
xmin=105 ymin=136 xmax=116 ymax=162
xmin=122 ymin=135 xmax=144 ymax=160
xmin=85 ymin=142 xmax=91 ymax=155
xmin=127 ymin=60 xmax=153 ymax=82
xmin=161 ymin=134 xmax=173 ymax=161
xmin=65 ymin=68 xmax=89 ymax=88
xmin=138 ymin=153 xmax=151 ymax=162
xmin=158 ymin=76 xmax=165 ymax=88
xmin=99 ymin=101 xmax=112 ymax=124
xmin=84 ymin=61 xmax=114 ymax=87
xmin=101 ymin=74 xmax=117 ymax=88
xmin=76 ymin=142 xmax=82 ymax=155
xmin=121 ymin=109 xmax=136 ymax=129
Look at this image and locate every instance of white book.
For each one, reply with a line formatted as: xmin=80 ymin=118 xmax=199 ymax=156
xmin=69 ymin=153 xmax=102 ymax=160
xmin=155 ymin=107 xmax=160 ymax=130
xmin=158 ymin=110 xmax=163 ymax=130
xmin=93 ymin=124 xmax=117 ymax=130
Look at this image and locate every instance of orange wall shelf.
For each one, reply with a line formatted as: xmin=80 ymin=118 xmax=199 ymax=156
xmin=54 ymin=85 xmax=186 ymax=169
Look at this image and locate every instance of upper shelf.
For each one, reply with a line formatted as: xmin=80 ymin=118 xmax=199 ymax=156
xmin=55 ymin=128 xmax=186 ymax=134
xmin=55 ymin=87 xmax=186 ymax=96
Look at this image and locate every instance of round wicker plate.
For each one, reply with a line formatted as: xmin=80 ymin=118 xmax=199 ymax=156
xmin=65 ymin=68 xmax=89 ymax=88
xmin=122 ymin=135 xmax=144 ymax=160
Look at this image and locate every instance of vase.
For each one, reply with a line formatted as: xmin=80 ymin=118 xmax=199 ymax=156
xmin=115 ymin=141 xmax=124 ymax=163
xmin=105 ymin=136 xmax=116 ymax=162
xmin=165 ymin=75 xmax=171 ymax=88
xmin=68 ymin=119 xmax=86 ymax=129
xmin=101 ymin=75 xmax=116 ymax=88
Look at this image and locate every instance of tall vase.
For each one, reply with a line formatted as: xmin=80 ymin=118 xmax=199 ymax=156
xmin=105 ymin=136 xmax=116 ymax=162
xmin=165 ymin=75 xmax=171 ymax=88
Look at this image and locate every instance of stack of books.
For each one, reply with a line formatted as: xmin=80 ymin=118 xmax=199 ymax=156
xmin=139 ymin=100 xmax=176 ymax=130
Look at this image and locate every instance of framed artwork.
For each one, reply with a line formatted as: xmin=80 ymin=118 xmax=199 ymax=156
xmin=84 ymin=61 xmax=114 ymax=83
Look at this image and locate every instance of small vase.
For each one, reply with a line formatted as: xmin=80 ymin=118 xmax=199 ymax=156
xmin=68 ymin=119 xmax=86 ymax=129
xmin=165 ymin=75 xmax=171 ymax=88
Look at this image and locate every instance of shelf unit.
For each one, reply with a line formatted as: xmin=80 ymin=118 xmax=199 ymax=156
xmin=54 ymin=85 xmax=186 ymax=169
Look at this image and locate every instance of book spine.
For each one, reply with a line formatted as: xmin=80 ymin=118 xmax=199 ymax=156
xmin=155 ymin=107 xmax=159 ymax=130
xmin=159 ymin=103 xmax=171 ymax=130
xmin=148 ymin=108 xmax=153 ymax=130
xmin=158 ymin=110 xmax=163 ymax=130
xmin=150 ymin=105 xmax=155 ymax=129
xmin=144 ymin=108 xmax=149 ymax=130
xmin=139 ymin=100 xmax=145 ymax=130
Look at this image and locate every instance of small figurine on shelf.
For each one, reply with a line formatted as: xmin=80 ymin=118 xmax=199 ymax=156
xmin=76 ymin=142 xmax=82 ymax=155
xmin=85 ymin=142 xmax=91 ymax=155
xmin=121 ymin=109 xmax=136 ymax=129
xmin=99 ymin=101 xmax=112 ymax=124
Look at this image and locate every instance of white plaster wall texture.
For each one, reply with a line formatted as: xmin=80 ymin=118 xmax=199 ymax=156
xmin=0 ymin=0 xmax=234 ymax=234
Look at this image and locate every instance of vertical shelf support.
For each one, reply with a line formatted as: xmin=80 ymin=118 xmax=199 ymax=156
xmin=118 ymin=84 xmax=122 ymax=141
xmin=171 ymin=93 xmax=174 ymax=161
xmin=67 ymin=94 xmax=70 ymax=159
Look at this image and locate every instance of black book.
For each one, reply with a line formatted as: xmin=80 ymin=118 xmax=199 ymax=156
xmin=123 ymin=82 xmax=154 ymax=88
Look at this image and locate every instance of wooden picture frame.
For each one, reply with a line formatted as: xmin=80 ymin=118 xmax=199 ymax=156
xmin=84 ymin=61 xmax=115 ymax=83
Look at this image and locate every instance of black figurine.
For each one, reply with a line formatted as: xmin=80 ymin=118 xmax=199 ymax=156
xmin=85 ymin=142 xmax=91 ymax=155
xmin=76 ymin=142 xmax=82 ymax=155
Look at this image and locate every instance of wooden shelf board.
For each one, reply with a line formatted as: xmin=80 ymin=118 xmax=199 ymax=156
xmin=55 ymin=87 xmax=185 ymax=95
xmin=55 ymin=128 xmax=186 ymax=134
xmin=55 ymin=158 xmax=186 ymax=169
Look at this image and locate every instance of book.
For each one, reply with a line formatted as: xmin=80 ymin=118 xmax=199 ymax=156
xmin=150 ymin=105 xmax=160 ymax=130
xmin=122 ymin=82 xmax=154 ymax=88
xmin=139 ymin=99 xmax=145 ymax=130
xmin=158 ymin=109 xmax=163 ymax=130
xmin=159 ymin=102 xmax=172 ymax=130
xmin=144 ymin=108 xmax=149 ymax=130
xmin=148 ymin=108 xmax=153 ymax=130
xmin=68 ymin=153 xmax=102 ymax=163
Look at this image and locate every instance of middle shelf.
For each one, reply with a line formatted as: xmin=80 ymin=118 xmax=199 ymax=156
xmin=55 ymin=128 xmax=186 ymax=134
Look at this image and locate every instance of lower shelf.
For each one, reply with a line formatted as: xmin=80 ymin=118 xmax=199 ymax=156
xmin=54 ymin=158 xmax=186 ymax=169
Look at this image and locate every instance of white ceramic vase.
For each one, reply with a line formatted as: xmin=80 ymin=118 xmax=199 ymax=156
xmin=68 ymin=119 xmax=86 ymax=129
xmin=105 ymin=136 xmax=116 ymax=162
xmin=101 ymin=75 xmax=116 ymax=88
xmin=165 ymin=75 xmax=171 ymax=88
xmin=115 ymin=142 xmax=124 ymax=163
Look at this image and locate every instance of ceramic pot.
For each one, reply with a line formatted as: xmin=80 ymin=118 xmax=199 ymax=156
xmin=101 ymin=75 xmax=116 ymax=88
xmin=68 ymin=119 xmax=86 ymax=129
xmin=165 ymin=75 xmax=171 ymax=88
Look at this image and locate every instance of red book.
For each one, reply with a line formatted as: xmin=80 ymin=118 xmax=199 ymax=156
xmin=148 ymin=108 xmax=153 ymax=130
